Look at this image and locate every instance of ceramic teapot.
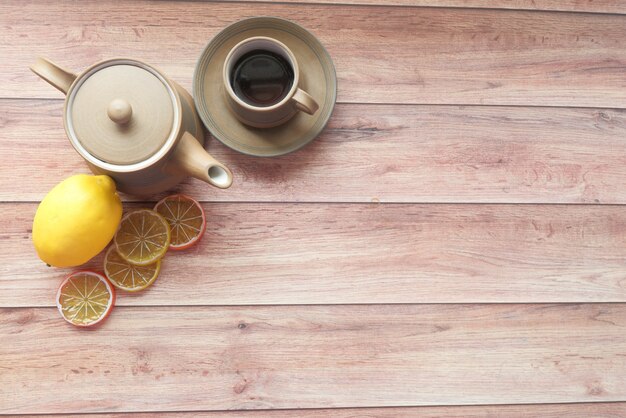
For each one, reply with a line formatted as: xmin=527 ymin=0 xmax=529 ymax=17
xmin=30 ymin=57 xmax=233 ymax=196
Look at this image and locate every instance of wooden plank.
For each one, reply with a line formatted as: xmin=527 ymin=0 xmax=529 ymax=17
xmin=3 ymin=202 xmax=626 ymax=307
xmin=1 ymin=304 xmax=625 ymax=413
xmin=11 ymin=403 xmax=626 ymax=417
xmin=3 ymin=100 xmax=626 ymax=204
xmin=225 ymin=0 xmax=626 ymax=14
xmin=3 ymin=1 xmax=626 ymax=106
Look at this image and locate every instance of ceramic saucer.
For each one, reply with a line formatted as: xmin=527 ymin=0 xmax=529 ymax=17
xmin=193 ymin=17 xmax=337 ymax=157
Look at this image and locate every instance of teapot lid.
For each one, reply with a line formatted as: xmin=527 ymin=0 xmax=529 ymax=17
xmin=65 ymin=60 xmax=178 ymax=166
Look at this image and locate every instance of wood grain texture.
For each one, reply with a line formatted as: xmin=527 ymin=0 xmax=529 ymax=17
xmin=12 ymin=403 xmax=626 ymax=417
xmin=3 ymin=1 xmax=626 ymax=415
xmin=3 ymin=202 xmax=626 ymax=307
xmin=2 ymin=1 xmax=626 ymax=106
xmin=2 ymin=304 xmax=625 ymax=413
xmin=3 ymin=100 xmax=625 ymax=203
xmin=225 ymin=0 xmax=626 ymax=14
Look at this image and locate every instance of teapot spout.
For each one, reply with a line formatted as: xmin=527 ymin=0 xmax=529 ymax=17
xmin=30 ymin=57 xmax=77 ymax=95
xmin=170 ymin=132 xmax=233 ymax=189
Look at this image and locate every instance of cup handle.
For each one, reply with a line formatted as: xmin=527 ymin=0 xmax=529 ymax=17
xmin=293 ymin=88 xmax=319 ymax=115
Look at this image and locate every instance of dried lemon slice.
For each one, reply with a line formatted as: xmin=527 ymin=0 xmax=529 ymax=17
xmin=103 ymin=246 xmax=161 ymax=292
xmin=56 ymin=271 xmax=115 ymax=327
xmin=154 ymin=194 xmax=206 ymax=250
xmin=114 ymin=209 xmax=170 ymax=266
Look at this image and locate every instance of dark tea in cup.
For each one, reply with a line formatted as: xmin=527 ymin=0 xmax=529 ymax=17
xmin=223 ymin=36 xmax=319 ymax=128
xmin=230 ymin=49 xmax=294 ymax=107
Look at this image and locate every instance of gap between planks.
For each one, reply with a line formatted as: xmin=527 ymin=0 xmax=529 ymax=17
xmin=6 ymin=401 xmax=626 ymax=417
xmin=215 ymin=0 xmax=626 ymax=15
xmin=4 ymin=96 xmax=626 ymax=110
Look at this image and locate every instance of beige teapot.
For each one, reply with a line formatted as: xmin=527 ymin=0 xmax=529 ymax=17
xmin=30 ymin=57 xmax=233 ymax=196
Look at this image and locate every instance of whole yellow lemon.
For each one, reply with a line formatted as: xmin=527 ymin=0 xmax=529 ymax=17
xmin=33 ymin=174 xmax=123 ymax=267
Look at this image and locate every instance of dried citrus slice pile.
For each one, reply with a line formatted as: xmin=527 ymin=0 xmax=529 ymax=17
xmin=52 ymin=194 xmax=207 ymax=327
xmin=154 ymin=194 xmax=206 ymax=250
xmin=104 ymin=208 xmax=170 ymax=293
xmin=114 ymin=209 xmax=171 ymax=266
xmin=103 ymin=246 xmax=161 ymax=292
xmin=56 ymin=271 xmax=115 ymax=327
xmin=104 ymin=198 xmax=206 ymax=294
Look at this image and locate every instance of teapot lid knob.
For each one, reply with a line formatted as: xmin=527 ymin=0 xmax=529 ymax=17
xmin=107 ymin=98 xmax=132 ymax=125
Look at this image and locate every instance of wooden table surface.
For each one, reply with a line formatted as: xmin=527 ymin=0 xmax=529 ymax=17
xmin=2 ymin=1 xmax=626 ymax=416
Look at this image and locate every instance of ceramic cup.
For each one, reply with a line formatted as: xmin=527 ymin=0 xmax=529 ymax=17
xmin=223 ymin=36 xmax=319 ymax=128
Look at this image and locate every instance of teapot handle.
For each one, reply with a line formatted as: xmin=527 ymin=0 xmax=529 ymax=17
xmin=30 ymin=57 xmax=77 ymax=95
xmin=170 ymin=132 xmax=233 ymax=189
